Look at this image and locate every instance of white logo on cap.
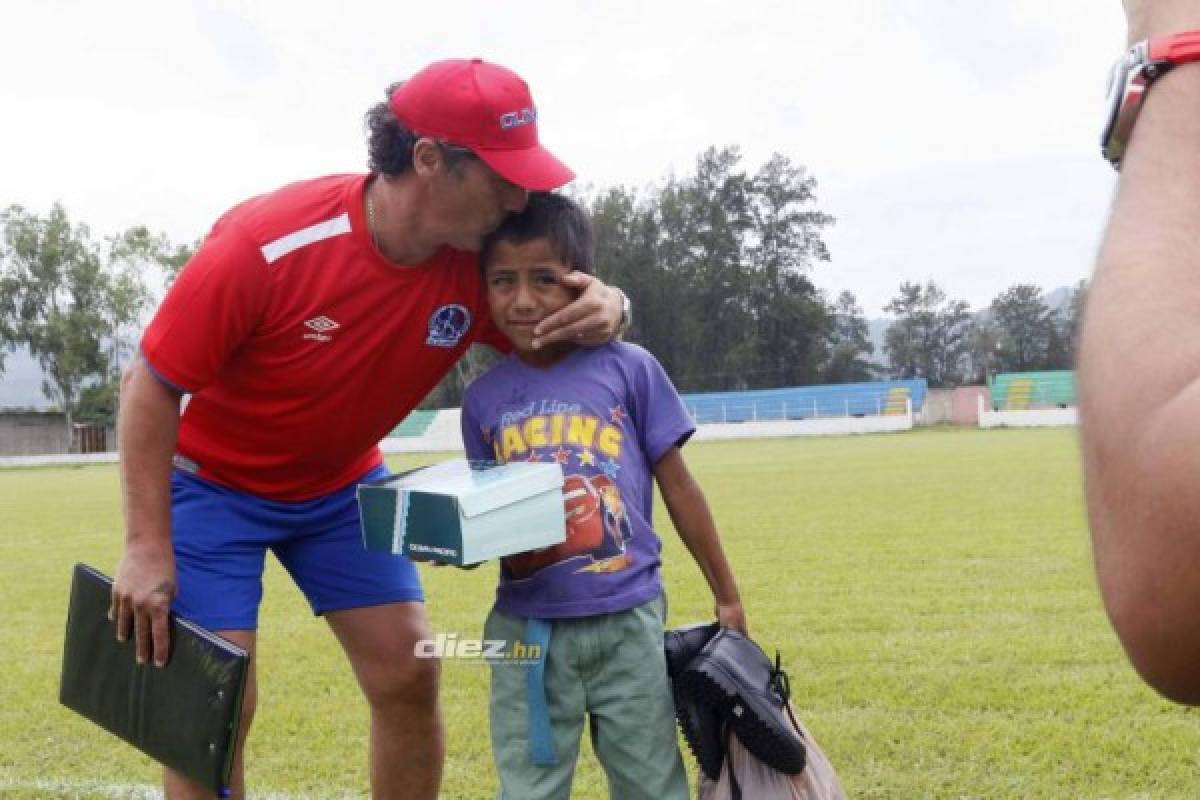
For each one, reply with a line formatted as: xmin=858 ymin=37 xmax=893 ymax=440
xmin=499 ymin=108 xmax=537 ymax=129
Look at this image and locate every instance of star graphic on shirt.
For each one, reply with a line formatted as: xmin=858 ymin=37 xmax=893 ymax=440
xmin=526 ymin=450 xmax=542 ymax=462
xmin=577 ymin=449 xmax=596 ymax=467
xmin=610 ymin=405 xmax=628 ymax=425
xmin=553 ymin=447 xmax=571 ymax=465
xmin=601 ymin=458 xmax=621 ymax=479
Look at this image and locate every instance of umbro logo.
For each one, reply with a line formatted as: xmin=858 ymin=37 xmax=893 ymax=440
xmin=303 ymin=315 xmax=340 ymax=342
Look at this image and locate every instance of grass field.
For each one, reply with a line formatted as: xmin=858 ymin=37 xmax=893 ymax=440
xmin=2 ymin=427 xmax=1198 ymax=799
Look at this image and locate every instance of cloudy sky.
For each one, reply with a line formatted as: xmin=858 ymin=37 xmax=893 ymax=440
xmin=1 ymin=0 xmax=1125 ymax=315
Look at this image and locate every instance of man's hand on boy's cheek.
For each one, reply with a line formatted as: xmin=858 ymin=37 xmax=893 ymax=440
xmin=532 ymin=272 xmax=622 ymax=349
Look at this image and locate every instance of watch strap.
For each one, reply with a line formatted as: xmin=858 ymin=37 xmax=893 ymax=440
xmin=1150 ymin=30 xmax=1200 ymax=64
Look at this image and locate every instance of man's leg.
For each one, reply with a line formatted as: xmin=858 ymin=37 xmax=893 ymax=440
xmin=163 ymin=630 xmax=257 ymax=800
xmin=167 ymin=470 xmax=274 ymax=800
xmin=326 ymin=601 xmax=442 ymax=800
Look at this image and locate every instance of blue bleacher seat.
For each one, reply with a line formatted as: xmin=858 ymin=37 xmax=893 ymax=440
xmin=680 ymin=380 xmax=928 ymax=424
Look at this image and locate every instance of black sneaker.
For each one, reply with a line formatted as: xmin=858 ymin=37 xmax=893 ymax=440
xmin=679 ymin=628 xmax=806 ymax=775
xmin=664 ymin=622 xmax=725 ymax=781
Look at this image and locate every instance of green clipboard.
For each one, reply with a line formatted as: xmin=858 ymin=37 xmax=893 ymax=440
xmin=59 ymin=563 xmax=248 ymax=795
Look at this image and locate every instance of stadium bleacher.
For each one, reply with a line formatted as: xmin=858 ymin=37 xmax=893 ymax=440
xmin=389 ymin=409 xmax=438 ymax=437
xmin=680 ymin=380 xmax=928 ymax=424
xmin=989 ymin=371 xmax=1076 ymax=411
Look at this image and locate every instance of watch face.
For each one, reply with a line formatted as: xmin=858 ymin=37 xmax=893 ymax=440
xmin=1099 ymin=42 xmax=1152 ymax=167
xmin=1101 ymin=43 xmax=1151 ymax=166
xmin=1101 ymin=58 xmax=1131 ymax=161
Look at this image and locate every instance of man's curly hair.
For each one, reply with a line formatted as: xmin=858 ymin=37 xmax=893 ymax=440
xmin=365 ymin=83 xmax=476 ymax=176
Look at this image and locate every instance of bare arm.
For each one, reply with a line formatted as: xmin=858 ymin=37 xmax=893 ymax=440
xmin=653 ymin=447 xmax=747 ymax=633
xmin=1081 ymin=0 xmax=1200 ymax=702
xmin=532 ymin=272 xmax=625 ymax=349
xmin=110 ymin=356 xmax=182 ymax=667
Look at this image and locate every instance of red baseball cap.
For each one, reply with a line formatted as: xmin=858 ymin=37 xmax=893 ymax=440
xmin=388 ymin=58 xmax=575 ymax=192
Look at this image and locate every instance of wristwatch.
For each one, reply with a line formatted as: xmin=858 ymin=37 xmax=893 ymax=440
xmin=1102 ymin=31 xmax=1200 ymax=168
xmin=616 ymin=288 xmax=632 ymax=336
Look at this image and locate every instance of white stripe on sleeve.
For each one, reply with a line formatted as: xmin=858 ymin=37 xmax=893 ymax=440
xmin=260 ymin=213 xmax=352 ymax=264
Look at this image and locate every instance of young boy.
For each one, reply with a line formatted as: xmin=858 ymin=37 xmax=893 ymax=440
xmin=460 ymin=193 xmax=746 ymax=800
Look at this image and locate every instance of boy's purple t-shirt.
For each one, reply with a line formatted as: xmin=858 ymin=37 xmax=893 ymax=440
xmin=460 ymin=341 xmax=695 ymax=619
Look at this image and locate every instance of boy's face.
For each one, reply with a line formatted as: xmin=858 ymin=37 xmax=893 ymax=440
xmin=485 ymin=237 xmax=578 ymax=357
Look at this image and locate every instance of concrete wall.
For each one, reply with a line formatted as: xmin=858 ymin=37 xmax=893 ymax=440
xmin=977 ymin=395 xmax=1078 ymax=429
xmin=916 ymin=387 xmax=993 ymax=426
xmin=0 ymin=412 xmax=71 ymax=456
xmin=918 ymin=389 xmax=953 ymax=426
xmin=0 ymin=412 xmax=116 ymax=456
xmin=951 ymin=387 xmax=989 ymax=426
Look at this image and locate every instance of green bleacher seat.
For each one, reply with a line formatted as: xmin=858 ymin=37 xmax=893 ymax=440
xmin=389 ymin=409 xmax=438 ymax=438
xmin=990 ymin=371 xmax=1076 ymax=410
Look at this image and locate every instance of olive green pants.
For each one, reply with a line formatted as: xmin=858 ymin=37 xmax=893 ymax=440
xmin=484 ymin=595 xmax=689 ymax=800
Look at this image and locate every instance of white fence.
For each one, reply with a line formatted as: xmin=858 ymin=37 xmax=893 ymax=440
xmin=0 ymin=451 xmax=119 ymax=468
xmin=0 ymin=403 xmax=917 ymax=468
xmin=976 ymin=395 xmax=1078 ymax=429
xmin=687 ymin=395 xmax=897 ymax=423
xmin=691 ymin=409 xmax=914 ymax=441
xmin=382 ymin=400 xmax=914 ymax=453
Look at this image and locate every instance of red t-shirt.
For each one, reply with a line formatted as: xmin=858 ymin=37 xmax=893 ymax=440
xmin=140 ymin=174 xmax=506 ymax=501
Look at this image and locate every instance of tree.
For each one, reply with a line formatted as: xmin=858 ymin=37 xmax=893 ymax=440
xmin=586 ymin=147 xmax=835 ymax=393
xmin=1 ymin=204 xmax=110 ymax=434
xmin=161 ymin=238 xmax=199 ymax=288
xmin=658 ymin=147 xmax=756 ymax=390
xmin=883 ymin=281 xmax=972 ymax=387
xmin=743 ymin=152 xmax=836 ymax=389
xmin=1046 ymin=279 xmax=1088 ymax=370
xmin=419 ymin=345 xmax=501 ymax=410
xmin=104 ymin=226 xmax=169 ymax=379
xmin=965 ymin=317 xmax=1003 ymax=385
xmin=0 ymin=204 xmax=177 ymax=436
xmin=989 ymin=284 xmax=1054 ymax=372
xmin=822 ymin=291 xmax=875 ymax=383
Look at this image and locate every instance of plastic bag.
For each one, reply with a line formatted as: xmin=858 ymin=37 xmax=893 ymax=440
xmin=696 ymin=706 xmax=845 ymax=800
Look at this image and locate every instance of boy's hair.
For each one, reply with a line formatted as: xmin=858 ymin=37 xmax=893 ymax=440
xmin=480 ymin=192 xmax=595 ymax=274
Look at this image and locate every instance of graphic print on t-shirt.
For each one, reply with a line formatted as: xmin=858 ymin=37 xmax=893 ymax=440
xmin=484 ymin=400 xmax=635 ymax=580
xmin=462 ymin=342 xmax=695 ymax=618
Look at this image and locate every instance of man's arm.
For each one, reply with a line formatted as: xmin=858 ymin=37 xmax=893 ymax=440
xmin=1081 ymin=0 xmax=1200 ymax=703
xmin=652 ymin=447 xmax=747 ymax=633
xmin=532 ymin=273 xmax=625 ymax=349
xmin=110 ymin=356 xmax=182 ymax=668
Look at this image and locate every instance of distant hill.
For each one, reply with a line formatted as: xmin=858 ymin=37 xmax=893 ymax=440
xmin=1042 ymin=286 xmax=1074 ymax=312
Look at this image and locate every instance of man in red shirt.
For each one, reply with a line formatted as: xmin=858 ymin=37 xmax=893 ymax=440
xmin=110 ymin=59 xmax=627 ymax=799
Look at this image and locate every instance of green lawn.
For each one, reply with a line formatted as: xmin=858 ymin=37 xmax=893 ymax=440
xmin=2 ymin=428 xmax=1197 ymax=798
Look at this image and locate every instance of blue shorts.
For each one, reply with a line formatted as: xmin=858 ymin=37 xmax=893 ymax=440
xmin=170 ymin=465 xmax=423 ymax=630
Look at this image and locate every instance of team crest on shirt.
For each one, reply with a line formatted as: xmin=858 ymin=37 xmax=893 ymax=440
xmin=426 ymin=304 xmax=471 ymax=348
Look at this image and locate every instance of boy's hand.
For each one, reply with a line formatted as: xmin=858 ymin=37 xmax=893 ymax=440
xmin=716 ymin=601 xmax=748 ymax=635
